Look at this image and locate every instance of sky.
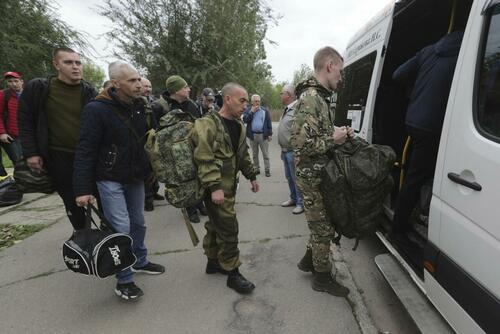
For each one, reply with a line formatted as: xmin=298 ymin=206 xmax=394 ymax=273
xmin=55 ymin=0 xmax=392 ymax=83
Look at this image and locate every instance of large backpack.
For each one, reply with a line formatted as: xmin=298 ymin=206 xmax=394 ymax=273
xmin=320 ymin=137 xmax=396 ymax=250
xmin=144 ymin=109 xmax=203 ymax=208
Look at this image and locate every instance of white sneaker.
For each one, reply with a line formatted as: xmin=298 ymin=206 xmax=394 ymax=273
xmin=292 ymin=206 xmax=304 ymax=214
xmin=281 ymin=199 xmax=295 ymax=207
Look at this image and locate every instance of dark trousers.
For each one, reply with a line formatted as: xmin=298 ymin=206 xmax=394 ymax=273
xmin=144 ymin=179 xmax=159 ymax=202
xmin=392 ymin=127 xmax=440 ymax=233
xmin=46 ymin=150 xmax=88 ymax=230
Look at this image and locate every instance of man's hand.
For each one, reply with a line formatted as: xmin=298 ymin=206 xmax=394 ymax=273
xmin=251 ymin=180 xmax=259 ymax=193
xmin=267 ymin=135 xmax=272 ymax=142
xmin=211 ymin=189 xmax=225 ymax=205
xmin=27 ymin=156 xmax=44 ymax=171
xmin=347 ymin=126 xmax=355 ymax=139
xmin=0 ymin=134 xmax=13 ymax=144
xmin=333 ymin=126 xmax=348 ymax=145
xmin=75 ymin=195 xmax=95 ymax=207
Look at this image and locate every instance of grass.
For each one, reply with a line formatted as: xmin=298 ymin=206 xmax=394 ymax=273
xmin=0 ymin=224 xmax=46 ymax=250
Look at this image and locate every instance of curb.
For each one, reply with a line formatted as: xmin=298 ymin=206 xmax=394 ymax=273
xmin=332 ymin=245 xmax=379 ymax=334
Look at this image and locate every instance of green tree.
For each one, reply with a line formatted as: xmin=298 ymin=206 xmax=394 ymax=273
xmin=0 ymin=0 xmax=87 ymax=81
xmin=292 ymin=63 xmax=313 ymax=87
xmin=98 ymin=0 xmax=275 ymax=96
xmin=82 ymin=61 xmax=106 ymax=91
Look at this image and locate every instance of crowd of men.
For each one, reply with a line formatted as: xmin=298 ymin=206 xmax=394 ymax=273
xmin=2 ymin=39 xmax=451 ymax=303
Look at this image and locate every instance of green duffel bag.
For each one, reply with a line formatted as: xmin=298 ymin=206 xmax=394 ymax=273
xmin=13 ymin=159 xmax=55 ymax=194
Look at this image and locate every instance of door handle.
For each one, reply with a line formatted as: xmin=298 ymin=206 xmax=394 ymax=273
xmin=447 ymin=173 xmax=482 ymax=191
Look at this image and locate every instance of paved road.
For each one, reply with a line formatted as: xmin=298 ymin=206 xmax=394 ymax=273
xmin=0 ymin=124 xmax=419 ymax=334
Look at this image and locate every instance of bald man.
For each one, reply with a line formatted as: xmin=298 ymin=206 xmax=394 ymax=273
xmin=192 ymin=82 xmax=258 ymax=294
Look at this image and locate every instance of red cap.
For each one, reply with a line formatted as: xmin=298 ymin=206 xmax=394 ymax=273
xmin=3 ymin=71 xmax=21 ymax=79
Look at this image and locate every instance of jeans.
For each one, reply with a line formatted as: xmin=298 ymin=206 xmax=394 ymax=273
xmin=97 ymin=180 xmax=148 ymax=284
xmin=281 ymin=151 xmax=303 ymax=207
xmin=0 ymin=138 xmax=22 ymax=176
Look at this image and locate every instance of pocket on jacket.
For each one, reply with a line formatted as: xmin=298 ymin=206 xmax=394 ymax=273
xmin=104 ymin=144 xmax=118 ymax=171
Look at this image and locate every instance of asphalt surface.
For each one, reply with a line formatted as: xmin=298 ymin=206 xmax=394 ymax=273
xmin=0 ymin=124 xmax=419 ymax=334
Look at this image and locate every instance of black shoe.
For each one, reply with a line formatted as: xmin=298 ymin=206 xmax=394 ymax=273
xmin=206 ymin=259 xmax=230 ymax=275
xmin=132 ymin=262 xmax=165 ymax=275
xmin=189 ymin=212 xmax=200 ymax=224
xmin=297 ymin=248 xmax=315 ymax=273
xmin=198 ymin=206 xmax=208 ymax=216
xmin=312 ymin=272 xmax=349 ymax=297
xmin=144 ymin=200 xmax=154 ymax=212
xmin=227 ymin=269 xmax=255 ymax=294
xmin=265 ymin=171 xmax=271 ymax=177
xmin=115 ymin=282 xmax=144 ymax=301
xmin=153 ymin=193 xmax=165 ymax=201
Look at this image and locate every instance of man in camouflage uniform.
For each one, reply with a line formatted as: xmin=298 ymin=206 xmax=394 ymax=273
xmin=191 ymin=82 xmax=259 ymax=294
xmin=291 ymin=46 xmax=354 ymax=297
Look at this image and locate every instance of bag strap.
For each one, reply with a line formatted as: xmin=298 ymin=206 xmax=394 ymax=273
xmin=84 ymin=203 xmax=116 ymax=233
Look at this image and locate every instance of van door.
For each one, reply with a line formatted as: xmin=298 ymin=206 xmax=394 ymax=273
xmin=429 ymin=2 xmax=500 ymax=333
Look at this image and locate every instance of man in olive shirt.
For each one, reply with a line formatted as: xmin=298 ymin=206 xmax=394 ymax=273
xmin=19 ymin=47 xmax=97 ymax=230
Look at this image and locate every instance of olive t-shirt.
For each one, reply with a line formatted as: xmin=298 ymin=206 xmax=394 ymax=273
xmin=45 ymin=78 xmax=83 ymax=153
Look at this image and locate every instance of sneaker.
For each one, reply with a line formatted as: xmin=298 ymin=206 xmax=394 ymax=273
xmin=153 ymin=193 xmax=165 ymax=201
xmin=115 ymin=282 xmax=144 ymax=301
xmin=265 ymin=171 xmax=271 ymax=177
xmin=132 ymin=262 xmax=165 ymax=275
xmin=292 ymin=206 xmax=304 ymax=214
xmin=281 ymin=199 xmax=296 ymax=207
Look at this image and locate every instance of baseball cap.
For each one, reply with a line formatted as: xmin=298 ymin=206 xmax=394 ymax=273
xmin=3 ymin=71 xmax=21 ymax=79
xmin=202 ymin=88 xmax=215 ymax=101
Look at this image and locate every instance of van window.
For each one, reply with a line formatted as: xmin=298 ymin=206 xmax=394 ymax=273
xmin=476 ymin=5 xmax=500 ymax=141
xmin=336 ymin=51 xmax=377 ymax=130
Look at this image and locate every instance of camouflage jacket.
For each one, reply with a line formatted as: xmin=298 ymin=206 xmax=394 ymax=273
xmin=291 ymin=77 xmax=336 ymax=179
xmin=191 ymin=112 xmax=256 ymax=196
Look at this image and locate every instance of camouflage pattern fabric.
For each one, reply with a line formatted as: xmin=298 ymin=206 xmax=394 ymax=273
xmin=144 ymin=109 xmax=203 ymax=208
xmin=291 ymin=77 xmax=336 ymax=273
xmin=192 ymin=112 xmax=255 ymax=271
xmin=321 ymin=137 xmax=395 ymax=248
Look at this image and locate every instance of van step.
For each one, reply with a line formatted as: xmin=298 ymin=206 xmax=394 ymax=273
xmin=375 ymin=254 xmax=454 ymax=334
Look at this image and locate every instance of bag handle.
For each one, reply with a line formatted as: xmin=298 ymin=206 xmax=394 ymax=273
xmin=84 ymin=203 xmax=116 ymax=233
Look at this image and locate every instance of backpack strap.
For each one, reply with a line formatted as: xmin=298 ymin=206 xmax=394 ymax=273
xmin=109 ymin=105 xmax=145 ymax=143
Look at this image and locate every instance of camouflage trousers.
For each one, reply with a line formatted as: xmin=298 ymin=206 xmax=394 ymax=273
xmin=203 ymin=193 xmax=241 ymax=271
xmin=296 ymin=176 xmax=335 ymax=273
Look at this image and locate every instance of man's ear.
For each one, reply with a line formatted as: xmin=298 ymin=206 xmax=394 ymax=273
xmin=52 ymin=59 xmax=59 ymax=71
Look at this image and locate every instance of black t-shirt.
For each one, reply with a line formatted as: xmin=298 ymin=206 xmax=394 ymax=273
xmin=221 ymin=116 xmax=241 ymax=152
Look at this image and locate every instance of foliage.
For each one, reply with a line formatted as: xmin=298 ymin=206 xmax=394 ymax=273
xmin=82 ymin=61 xmax=106 ymax=91
xmin=0 ymin=0 xmax=87 ymax=82
xmin=98 ymin=0 xmax=276 ymax=97
xmin=0 ymin=224 xmax=45 ymax=250
xmin=292 ymin=63 xmax=313 ymax=87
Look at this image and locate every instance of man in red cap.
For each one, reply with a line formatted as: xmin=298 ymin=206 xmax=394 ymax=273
xmin=0 ymin=71 xmax=24 ymax=175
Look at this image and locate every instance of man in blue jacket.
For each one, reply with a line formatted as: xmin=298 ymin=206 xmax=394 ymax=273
xmin=391 ymin=30 xmax=464 ymax=237
xmin=74 ymin=61 xmax=164 ymax=301
xmin=242 ymin=94 xmax=273 ymax=176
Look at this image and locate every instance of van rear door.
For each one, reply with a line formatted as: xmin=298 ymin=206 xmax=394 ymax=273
xmin=429 ymin=1 xmax=500 ymax=333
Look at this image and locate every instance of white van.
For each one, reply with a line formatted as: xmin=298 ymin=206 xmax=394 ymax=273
xmin=337 ymin=0 xmax=500 ymax=333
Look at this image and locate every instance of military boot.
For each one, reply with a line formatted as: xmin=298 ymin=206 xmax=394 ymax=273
xmin=297 ymin=248 xmax=315 ymax=273
xmin=312 ymin=272 xmax=350 ymax=297
xmin=227 ymin=269 xmax=255 ymax=294
xmin=206 ymin=259 xmax=230 ymax=275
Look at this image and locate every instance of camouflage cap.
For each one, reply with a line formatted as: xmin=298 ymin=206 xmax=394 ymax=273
xmin=165 ymin=75 xmax=188 ymax=94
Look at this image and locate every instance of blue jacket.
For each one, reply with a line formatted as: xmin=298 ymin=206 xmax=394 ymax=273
xmin=73 ymin=88 xmax=151 ymax=196
xmin=392 ymin=31 xmax=464 ymax=134
xmin=242 ymin=106 xmax=273 ymax=140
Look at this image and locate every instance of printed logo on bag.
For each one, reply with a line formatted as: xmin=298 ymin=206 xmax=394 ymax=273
xmin=108 ymin=245 xmax=121 ymax=266
xmin=64 ymin=256 xmax=80 ymax=269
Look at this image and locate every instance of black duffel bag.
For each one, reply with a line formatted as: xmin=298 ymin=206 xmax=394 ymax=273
xmin=0 ymin=176 xmax=23 ymax=207
xmin=63 ymin=204 xmax=136 ymax=278
xmin=13 ymin=159 xmax=55 ymax=194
